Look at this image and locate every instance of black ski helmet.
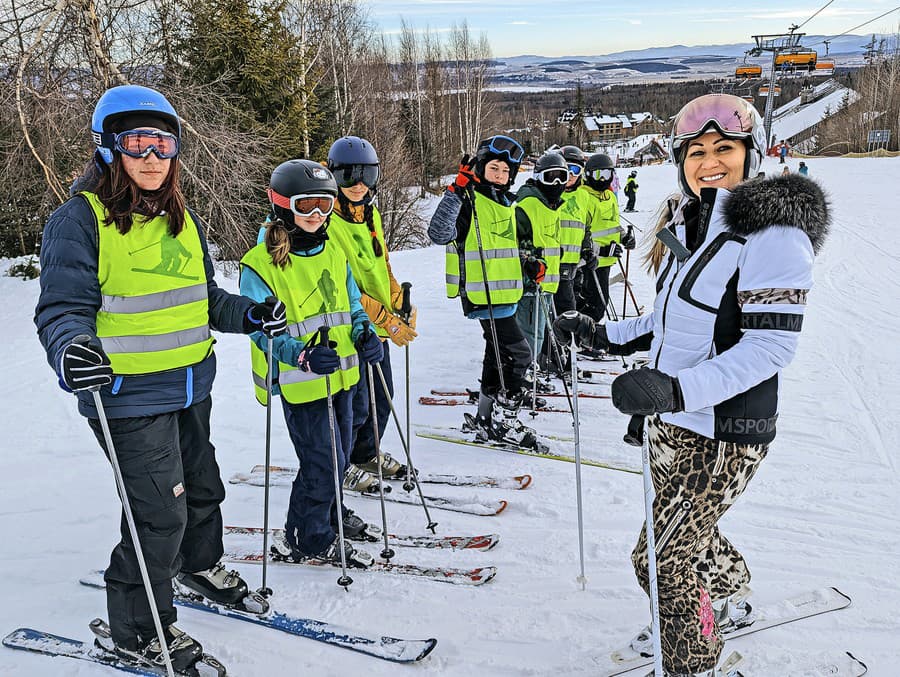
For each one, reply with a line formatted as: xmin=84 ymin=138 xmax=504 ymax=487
xmin=559 ymin=145 xmax=586 ymax=167
xmin=326 ymin=136 xmax=379 ymax=168
xmin=534 ymin=151 xmax=568 ymax=174
xmin=584 ymin=153 xmax=616 ymax=190
xmin=474 ymin=134 xmax=524 ymax=186
xmin=268 ymin=159 xmax=338 ymax=225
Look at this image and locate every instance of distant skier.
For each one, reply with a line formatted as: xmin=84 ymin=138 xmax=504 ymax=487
xmin=555 ymin=93 xmax=829 ymax=677
xmin=624 ymin=170 xmax=639 ymax=212
xmin=798 ymin=161 xmax=809 ymax=176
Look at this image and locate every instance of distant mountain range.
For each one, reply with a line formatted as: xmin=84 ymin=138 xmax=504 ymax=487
xmin=499 ymin=34 xmax=884 ymax=65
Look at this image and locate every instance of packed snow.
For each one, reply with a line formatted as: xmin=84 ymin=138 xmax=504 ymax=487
xmin=1 ymin=154 xmax=898 ymax=675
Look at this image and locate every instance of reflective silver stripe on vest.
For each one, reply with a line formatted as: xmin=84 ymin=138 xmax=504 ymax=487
xmin=287 ymin=312 xmax=353 ymax=339
xmin=466 ymin=279 xmax=523 ymax=293
xmin=101 ymin=283 xmax=207 ymax=314
xmin=543 ymin=247 xmax=561 ymax=257
xmin=271 ymin=354 xmax=361 ymax=386
xmin=543 ymin=274 xmax=561 ymax=284
xmin=100 ymin=325 xmax=211 ymax=355
xmin=463 ymin=248 xmax=518 ymax=261
xmin=560 ymin=219 xmax=585 ymax=230
xmin=561 ymin=243 xmax=581 ymax=254
xmin=591 ymin=226 xmax=622 ymax=239
xmin=446 ymin=274 xmax=460 ymax=285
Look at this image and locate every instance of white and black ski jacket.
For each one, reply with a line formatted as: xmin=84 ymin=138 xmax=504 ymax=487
xmin=606 ymin=174 xmax=829 ymax=444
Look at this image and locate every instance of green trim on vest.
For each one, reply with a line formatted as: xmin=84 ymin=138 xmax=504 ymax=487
xmin=328 ymin=208 xmax=392 ymax=338
xmin=515 ymin=195 xmax=562 ymax=294
xmin=445 ymin=191 xmax=523 ymax=305
xmin=84 ymin=191 xmax=213 ymax=376
xmin=240 ymin=242 xmax=359 ymax=406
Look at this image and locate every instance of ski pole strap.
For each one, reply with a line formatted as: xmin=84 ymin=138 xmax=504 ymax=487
xmin=623 ymin=414 xmax=644 ymax=447
xmin=655 ymin=228 xmax=691 ymax=262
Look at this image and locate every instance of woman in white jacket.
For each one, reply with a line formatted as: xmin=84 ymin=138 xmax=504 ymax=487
xmin=555 ymin=94 xmax=829 ymax=677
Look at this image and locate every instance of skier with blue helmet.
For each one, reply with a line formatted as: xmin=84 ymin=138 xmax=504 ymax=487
xmin=35 ymin=84 xmax=288 ymax=674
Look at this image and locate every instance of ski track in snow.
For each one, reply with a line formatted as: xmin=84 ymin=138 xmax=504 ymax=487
xmin=2 ymin=156 xmax=899 ymax=675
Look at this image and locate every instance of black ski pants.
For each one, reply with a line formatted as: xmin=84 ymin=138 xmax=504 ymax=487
xmin=580 ymin=264 xmax=612 ymax=322
xmin=281 ymin=387 xmax=355 ymax=557
xmin=479 ymin=315 xmax=531 ymax=398
xmin=88 ymin=396 xmax=225 ymax=649
xmin=350 ymin=340 xmax=393 ymax=465
xmin=626 ymin=191 xmax=637 ymax=211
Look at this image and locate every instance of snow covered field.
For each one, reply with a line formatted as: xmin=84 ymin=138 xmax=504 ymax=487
xmin=1 ymin=155 xmax=898 ymax=676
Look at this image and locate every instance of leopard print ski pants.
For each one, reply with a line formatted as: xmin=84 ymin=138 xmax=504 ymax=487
xmin=631 ymin=416 xmax=768 ymax=674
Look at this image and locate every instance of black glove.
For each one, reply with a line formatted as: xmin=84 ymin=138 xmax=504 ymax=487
xmin=621 ymin=227 xmax=636 ymax=250
xmin=611 ymin=368 xmax=684 ymax=416
xmin=356 ymin=330 xmax=384 ymax=364
xmin=601 ymin=242 xmax=624 ymax=258
xmin=553 ymin=310 xmax=609 ymax=351
xmin=298 ymin=343 xmax=340 ymax=375
xmin=245 ymin=297 xmax=287 ymax=337
xmin=522 ymin=257 xmax=547 ymax=283
xmin=580 ymin=245 xmax=598 ymax=268
xmin=59 ymin=339 xmax=113 ymax=391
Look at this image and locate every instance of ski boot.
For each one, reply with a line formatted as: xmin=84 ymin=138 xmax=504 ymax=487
xmin=340 ymin=507 xmax=383 ymax=542
xmin=356 ymin=452 xmax=409 ymax=479
xmin=646 ymin=651 xmax=745 ymax=677
xmin=175 ymin=563 xmax=269 ymax=615
xmin=342 ymin=464 xmax=390 ymax=495
xmin=516 ymin=387 xmax=548 ymax=410
xmin=271 ymin=532 xmax=374 ymax=568
xmin=90 ymin=618 xmax=225 ymax=676
xmin=461 ymin=409 xmax=546 ymax=452
xmin=523 ymin=367 xmax=556 ymax=395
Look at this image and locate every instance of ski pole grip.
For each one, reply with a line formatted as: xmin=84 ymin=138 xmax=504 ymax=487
xmin=400 ymin=282 xmax=412 ymax=321
xmin=72 ymin=333 xmax=103 ymax=393
xmin=623 ymin=414 xmax=644 ymax=447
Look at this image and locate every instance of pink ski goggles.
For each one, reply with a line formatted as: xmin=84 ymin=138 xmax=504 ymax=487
xmin=671 ymin=94 xmax=759 ymax=152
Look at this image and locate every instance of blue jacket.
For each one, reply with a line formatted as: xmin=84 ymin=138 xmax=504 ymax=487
xmin=34 ymin=193 xmax=253 ymax=419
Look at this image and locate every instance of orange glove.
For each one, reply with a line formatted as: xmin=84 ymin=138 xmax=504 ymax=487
xmin=447 ymin=154 xmax=478 ymax=194
xmin=382 ymin=313 xmax=417 ymax=347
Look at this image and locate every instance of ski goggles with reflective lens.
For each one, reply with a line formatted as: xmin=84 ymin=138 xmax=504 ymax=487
xmin=671 ymin=94 xmax=758 ymax=152
xmin=332 ymin=164 xmax=379 ymax=189
xmin=481 ymin=135 xmax=525 ymax=164
xmin=268 ymin=190 xmax=335 ymax=217
xmin=114 ymin=130 xmax=180 ymax=159
xmin=567 ymin=163 xmax=583 ymax=176
xmin=534 ymin=168 xmax=569 ymax=185
xmin=587 ymin=168 xmax=614 ymax=182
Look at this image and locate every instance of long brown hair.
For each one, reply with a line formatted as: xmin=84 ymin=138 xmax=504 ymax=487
xmin=264 ymin=217 xmax=293 ymax=269
xmin=92 ymin=155 xmax=186 ymax=236
xmin=643 ymin=193 xmax=683 ymax=274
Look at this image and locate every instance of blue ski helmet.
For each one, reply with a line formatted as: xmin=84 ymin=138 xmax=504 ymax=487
xmin=91 ymin=85 xmax=181 ymax=165
xmin=327 ymin=136 xmax=379 ymax=169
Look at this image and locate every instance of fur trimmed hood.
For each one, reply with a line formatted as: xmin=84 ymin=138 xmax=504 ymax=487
xmin=722 ymin=173 xmax=830 ymax=254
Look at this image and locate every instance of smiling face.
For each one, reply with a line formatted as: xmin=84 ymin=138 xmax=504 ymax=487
xmin=118 ymin=127 xmax=172 ymax=192
xmin=339 ymin=182 xmax=370 ymax=203
xmin=682 ymin=131 xmax=747 ymax=195
xmin=292 ymin=211 xmax=328 ymax=233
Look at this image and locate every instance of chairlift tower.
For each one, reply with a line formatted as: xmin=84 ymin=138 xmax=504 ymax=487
xmin=750 ymin=30 xmax=804 ymax=151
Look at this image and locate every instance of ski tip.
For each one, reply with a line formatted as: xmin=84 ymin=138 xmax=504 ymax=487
xmin=494 ymin=500 xmax=509 ymax=515
xmin=845 ymin=651 xmax=868 ymax=674
xmin=474 ymin=534 xmax=501 ymax=551
xmin=415 ymin=637 xmax=438 ymax=661
xmin=514 ymin=474 xmax=533 ymax=489
xmin=471 ymin=566 xmax=499 ymax=585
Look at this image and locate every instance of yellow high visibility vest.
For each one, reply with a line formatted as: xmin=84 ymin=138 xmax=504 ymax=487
xmin=559 ymin=189 xmax=590 ymax=265
xmin=580 ymin=185 xmax=623 ymax=268
xmin=328 ymin=208 xmax=392 ymax=339
xmin=85 ymin=191 xmax=213 ymax=375
xmin=445 ymin=191 xmax=523 ymax=305
xmin=514 ymin=195 xmax=562 ymax=294
xmin=240 ymin=243 xmax=359 ymax=405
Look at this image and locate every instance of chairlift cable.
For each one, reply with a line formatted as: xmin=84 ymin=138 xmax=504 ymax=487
xmin=806 ymin=6 xmax=900 ymax=48
xmin=795 ymin=0 xmax=836 ymax=31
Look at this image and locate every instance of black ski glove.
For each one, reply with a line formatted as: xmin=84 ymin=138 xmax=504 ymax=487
xmin=59 ymin=338 xmax=113 ymax=392
xmin=553 ymin=310 xmax=609 ymax=351
xmin=621 ymin=226 xmax=636 ymax=250
xmin=244 ymin=297 xmax=287 ymax=337
xmin=611 ymin=368 xmax=684 ymax=416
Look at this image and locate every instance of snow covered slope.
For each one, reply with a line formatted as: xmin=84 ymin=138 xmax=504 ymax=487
xmin=1 ymin=155 xmax=898 ymax=675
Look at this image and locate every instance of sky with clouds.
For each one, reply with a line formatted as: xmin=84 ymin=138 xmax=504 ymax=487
xmin=369 ymin=1 xmax=899 ymax=57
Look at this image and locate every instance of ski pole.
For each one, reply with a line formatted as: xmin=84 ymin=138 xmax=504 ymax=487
xmin=362 ymin=322 xmax=395 ymax=562
xmin=467 ymin=186 xmax=507 ymax=398
xmin=569 ymin=334 xmax=588 ymax=591
xmin=320 ymin=326 xmax=353 ymax=590
xmin=399 ymin=282 xmax=413 ymax=491
xmin=75 ymin=335 xmax=175 ymax=677
xmin=639 ymin=414 xmax=663 ymax=677
xmin=537 ymin=293 xmax=575 ymax=418
xmin=259 ymin=326 xmax=274 ymax=598
xmin=529 ymin=292 xmax=540 ymax=419
xmin=591 ymin=265 xmax=627 ymax=368
xmin=373 ymin=362 xmax=438 ymax=533
xmin=622 ymin=226 xmax=633 ymax=318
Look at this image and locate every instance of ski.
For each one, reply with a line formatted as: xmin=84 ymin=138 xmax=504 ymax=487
xmin=430 ymin=387 xmax=610 ymax=400
xmin=226 ymin=525 xmax=501 ymax=551
xmin=221 ymin=547 xmax=497 ymax=586
xmin=598 ymin=587 xmax=854 ymax=676
xmin=415 ymin=427 xmax=641 ymax=475
xmin=631 ymin=650 xmax=866 ymax=677
xmin=237 ymin=464 xmax=533 ymax=490
xmin=419 ymin=395 xmax=570 ymax=413
xmin=77 ymin=571 xmax=437 ymax=663
xmin=2 ymin=624 xmax=226 ymax=676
